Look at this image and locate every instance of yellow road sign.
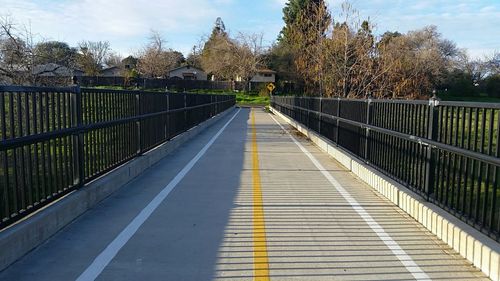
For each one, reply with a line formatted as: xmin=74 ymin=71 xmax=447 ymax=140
xmin=267 ymin=83 xmax=275 ymax=92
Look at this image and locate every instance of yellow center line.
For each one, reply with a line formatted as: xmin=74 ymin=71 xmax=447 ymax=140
xmin=251 ymin=109 xmax=270 ymax=281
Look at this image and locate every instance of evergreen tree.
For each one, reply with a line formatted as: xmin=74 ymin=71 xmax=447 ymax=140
xmin=34 ymin=41 xmax=77 ymax=67
xmin=279 ymin=0 xmax=329 ymax=44
xmin=201 ymin=18 xmax=236 ymax=80
xmin=274 ymin=0 xmax=330 ymax=94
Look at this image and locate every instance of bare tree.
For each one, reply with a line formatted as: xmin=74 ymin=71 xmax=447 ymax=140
xmin=0 ymin=15 xmax=37 ymax=85
xmin=287 ymin=1 xmax=389 ymax=97
xmin=232 ymin=32 xmax=266 ymax=90
xmin=454 ymin=51 xmax=487 ymax=84
xmin=77 ymin=40 xmax=111 ymax=75
xmin=200 ymin=27 xmax=266 ymax=88
xmin=376 ymin=25 xmax=459 ymax=98
xmin=270 ymin=0 xmax=466 ymax=99
xmin=136 ymin=30 xmax=178 ymax=78
xmin=486 ymin=51 xmax=500 ymax=75
xmin=105 ymin=52 xmax=124 ymax=68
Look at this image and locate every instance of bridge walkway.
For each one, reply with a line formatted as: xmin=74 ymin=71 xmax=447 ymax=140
xmin=0 ymin=108 xmax=488 ymax=280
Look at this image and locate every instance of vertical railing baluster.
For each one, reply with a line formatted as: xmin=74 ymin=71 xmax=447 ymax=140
xmin=0 ymin=92 xmax=10 ymax=220
xmin=184 ymin=94 xmax=188 ymax=132
xmin=136 ymin=92 xmax=141 ymax=155
xmin=318 ymin=97 xmax=322 ymax=135
xmin=364 ymin=96 xmax=372 ymax=161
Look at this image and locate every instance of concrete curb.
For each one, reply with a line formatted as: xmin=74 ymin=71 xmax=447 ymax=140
xmin=0 ymin=107 xmax=236 ymax=272
xmin=270 ymin=106 xmax=500 ymax=281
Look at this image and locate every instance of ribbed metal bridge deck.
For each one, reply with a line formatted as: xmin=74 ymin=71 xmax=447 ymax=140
xmin=0 ymin=108 xmax=487 ymax=281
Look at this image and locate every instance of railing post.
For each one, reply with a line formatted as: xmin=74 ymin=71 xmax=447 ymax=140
xmin=335 ymin=97 xmax=341 ymax=145
xmin=184 ymin=94 xmax=188 ymax=130
xmin=306 ymin=97 xmax=310 ymax=128
xmin=318 ymin=97 xmax=322 ymax=134
xmin=424 ymin=95 xmax=440 ymax=199
xmin=135 ymin=92 xmax=141 ymax=154
xmin=209 ymin=95 xmax=212 ymax=117
xmin=71 ymin=84 xmax=84 ymax=187
xmin=165 ymin=93 xmax=170 ymax=140
xmin=364 ymin=95 xmax=372 ymax=161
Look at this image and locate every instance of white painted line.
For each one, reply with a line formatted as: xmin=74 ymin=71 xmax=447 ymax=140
xmin=76 ymin=108 xmax=241 ymax=281
xmin=269 ymin=113 xmax=431 ymax=281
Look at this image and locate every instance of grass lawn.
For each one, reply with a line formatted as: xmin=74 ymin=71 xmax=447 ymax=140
xmin=184 ymin=89 xmax=270 ymax=106
xmin=234 ymin=92 xmax=269 ymax=106
xmin=88 ymin=86 xmax=270 ymax=106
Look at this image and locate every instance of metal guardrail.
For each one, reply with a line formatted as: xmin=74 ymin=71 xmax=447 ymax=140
xmin=0 ymin=86 xmax=235 ymax=228
xmin=272 ymin=95 xmax=500 ymax=241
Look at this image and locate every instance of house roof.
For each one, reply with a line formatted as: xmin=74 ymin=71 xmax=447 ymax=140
xmin=33 ymin=63 xmax=83 ymax=76
xmin=257 ymin=69 xmax=276 ymax=74
xmin=102 ymin=66 xmax=120 ymax=71
xmin=168 ymin=65 xmax=205 ymax=73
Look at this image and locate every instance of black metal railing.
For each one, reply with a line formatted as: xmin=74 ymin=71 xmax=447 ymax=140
xmin=272 ymin=96 xmax=500 ymax=241
xmin=0 ymin=86 xmax=235 ymax=228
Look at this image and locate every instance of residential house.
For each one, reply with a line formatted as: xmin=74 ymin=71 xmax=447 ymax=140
xmin=168 ymin=66 xmax=207 ymax=80
xmin=251 ymin=69 xmax=276 ymax=83
xmin=236 ymin=69 xmax=276 ymax=83
xmin=101 ymin=66 xmax=122 ymax=77
xmin=33 ymin=63 xmax=84 ymax=77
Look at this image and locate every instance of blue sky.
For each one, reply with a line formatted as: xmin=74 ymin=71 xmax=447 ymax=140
xmin=0 ymin=0 xmax=499 ymax=59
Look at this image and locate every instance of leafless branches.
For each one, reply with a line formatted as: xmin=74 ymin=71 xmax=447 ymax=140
xmin=136 ymin=30 xmax=180 ymax=78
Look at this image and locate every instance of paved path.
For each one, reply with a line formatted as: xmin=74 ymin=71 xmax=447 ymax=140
xmin=0 ymin=108 xmax=488 ymax=280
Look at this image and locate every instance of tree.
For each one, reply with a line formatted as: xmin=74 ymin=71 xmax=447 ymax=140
xmin=0 ymin=15 xmax=36 ymax=85
xmin=268 ymin=42 xmax=296 ymax=85
xmin=485 ymin=74 xmax=500 ymax=97
xmin=201 ymin=18 xmax=237 ymax=80
xmin=376 ymin=25 xmax=460 ymax=98
xmin=136 ymin=30 xmax=179 ymax=78
xmin=200 ymin=18 xmax=266 ymax=85
xmin=168 ymin=50 xmax=185 ymax=67
xmin=284 ymin=0 xmax=384 ymax=97
xmin=486 ymin=51 xmax=500 ymax=75
xmin=77 ymin=40 xmax=111 ymax=75
xmin=483 ymin=51 xmax=500 ymax=97
xmin=104 ymin=52 xmax=123 ymax=68
xmin=1 ymin=16 xmax=81 ymax=85
xmin=268 ymin=1 xmax=308 ymax=90
xmin=233 ymin=32 xmax=266 ymax=90
xmin=186 ymin=45 xmax=203 ymax=69
xmin=287 ymin=0 xmax=331 ymax=94
xmin=33 ymin=41 xmax=77 ymax=67
xmin=320 ymin=2 xmax=389 ymax=98
xmin=280 ymin=0 xmax=326 ymax=43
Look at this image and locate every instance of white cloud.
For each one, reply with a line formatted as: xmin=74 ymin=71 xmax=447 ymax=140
xmin=0 ymin=0 xmax=221 ymax=54
xmin=0 ymin=0 xmax=498 ymax=58
xmin=324 ymin=0 xmax=500 ymax=58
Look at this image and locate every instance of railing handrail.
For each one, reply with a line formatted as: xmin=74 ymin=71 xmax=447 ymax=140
xmin=274 ymin=94 xmax=500 ymax=108
xmin=0 ymin=99 xmax=231 ymax=151
xmin=0 ymin=85 xmax=236 ymax=229
xmin=271 ymin=95 xmax=500 ymax=241
xmin=274 ymin=101 xmax=500 ymax=167
xmin=0 ymin=85 xmax=79 ymax=93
